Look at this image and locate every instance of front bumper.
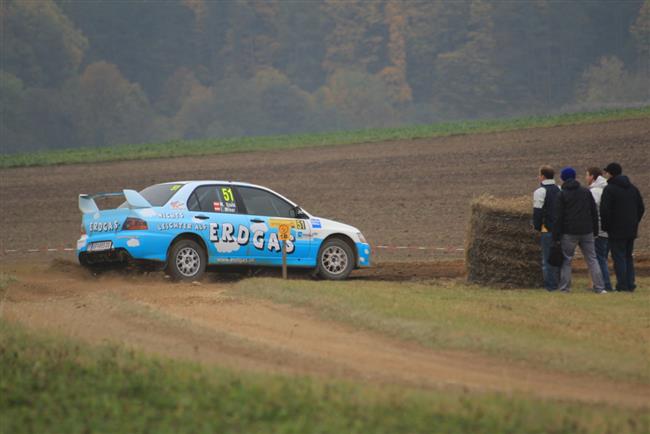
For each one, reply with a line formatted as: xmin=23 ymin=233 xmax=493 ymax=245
xmin=356 ymin=242 xmax=371 ymax=268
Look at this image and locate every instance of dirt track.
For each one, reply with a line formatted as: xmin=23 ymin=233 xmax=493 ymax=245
xmin=2 ymin=258 xmax=650 ymax=408
xmin=1 ymin=118 xmax=649 ymax=260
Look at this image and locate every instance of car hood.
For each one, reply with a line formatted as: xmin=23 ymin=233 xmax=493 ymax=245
xmin=312 ymin=217 xmax=360 ymax=234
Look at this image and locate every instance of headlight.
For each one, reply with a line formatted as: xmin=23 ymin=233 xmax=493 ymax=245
xmin=357 ymin=232 xmax=368 ymax=244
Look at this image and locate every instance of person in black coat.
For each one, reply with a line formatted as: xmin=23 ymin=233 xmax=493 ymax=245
xmin=552 ymin=167 xmax=605 ymax=293
xmin=600 ymin=163 xmax=645 ymax=291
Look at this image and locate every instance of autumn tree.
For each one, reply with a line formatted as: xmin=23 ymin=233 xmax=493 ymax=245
xmin=58 ymin=0 xmax=198 ymax=97
xmin=379 ymin=0 xmax=412 ymax=105
xmin=578 ymin=56 xmax=649 ymax=105
xmin=631 ymin=0 xmax=650 ymax=75
xmin=70 ymin=62 xmax=154 ymax=147
xmin=433 ymin=0 xmax=504 ymax=117
xmin=319 ymin=69 xmax=397 ymax=129
xmin=321 ymin=0 xmax=385 ymax=74
xmin=1 ymin=0 xmax=87 ymax=87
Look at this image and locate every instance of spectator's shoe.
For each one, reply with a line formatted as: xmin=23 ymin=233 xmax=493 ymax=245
xmin=595 ymin=289 xmax=608 ymax=294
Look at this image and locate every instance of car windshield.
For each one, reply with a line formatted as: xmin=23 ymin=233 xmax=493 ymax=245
xmin=137 ymin=183 xmax=184 ymax=207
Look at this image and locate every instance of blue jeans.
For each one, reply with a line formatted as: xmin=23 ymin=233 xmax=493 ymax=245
xmin=609 ymin=238 xmax=636 ymax=291
xmin=540 ymin=232 xmax=560 ymax=291
xmin=594 ymin=237 xmax=612 ymax=291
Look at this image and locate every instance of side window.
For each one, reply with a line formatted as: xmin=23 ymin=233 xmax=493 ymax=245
xmin=187 ymin=185 xmax=239 ymax=214
xmin=187 ymin=191 xmax=200 ymax=211
xmin=237 ymin=186 xmax=294 ymax=218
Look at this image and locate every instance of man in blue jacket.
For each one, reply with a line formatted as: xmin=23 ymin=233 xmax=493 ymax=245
xmin=533 ymin=165 xmax=560 ymax=291
xmin=600 ymin=163 xmax=645 ymax=292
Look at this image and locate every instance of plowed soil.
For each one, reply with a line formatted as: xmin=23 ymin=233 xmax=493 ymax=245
xmin=1 ymin=117 xmax=648 ymax=260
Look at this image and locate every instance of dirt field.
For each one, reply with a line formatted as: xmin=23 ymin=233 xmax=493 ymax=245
xmin=2 ymin=118 xmax=649 ymax=408
xmin=1 ymin=117 xmax=648 ymax=260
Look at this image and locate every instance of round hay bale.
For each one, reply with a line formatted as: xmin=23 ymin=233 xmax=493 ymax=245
xmin=465 ymin=195 xmax=542 ymax=288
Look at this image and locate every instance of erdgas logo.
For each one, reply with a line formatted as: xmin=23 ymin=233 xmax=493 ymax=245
xmin=89 ymin=220 xmax=121 ymax=232
xmin=209 ymin=223 xmax=295 ymax=254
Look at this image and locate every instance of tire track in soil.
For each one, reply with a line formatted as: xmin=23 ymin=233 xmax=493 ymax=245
xmin=2 ymin=258 xmax=649 ymax=409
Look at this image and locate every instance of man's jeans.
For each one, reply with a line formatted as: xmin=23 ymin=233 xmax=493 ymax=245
xmin=609 ymin=238 xmax=636 ymax=291
xmin=540 ymin=232 xmax=560 ymax=291
xmin=560 ymin=233 xmax=605 ymax=292
xmin=594 ymin=236 xmax=613 ymax=291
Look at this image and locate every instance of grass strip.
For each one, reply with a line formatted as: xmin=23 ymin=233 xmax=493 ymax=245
xmin=233 ymin=276 xmax=650 ymax=384
xmin=1 ymin=321 xmax=648 ymax=434
xmin=2 ymin=106 xmax=648 ymax=169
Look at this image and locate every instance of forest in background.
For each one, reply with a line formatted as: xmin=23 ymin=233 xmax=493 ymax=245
xmin=1 ymin=0 xmax=649 ymax=153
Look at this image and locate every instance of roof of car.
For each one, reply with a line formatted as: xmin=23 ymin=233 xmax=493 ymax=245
xmin=163 ymin=181 xmax=258 ymax=187
xmin=162 ymin=181 xmax=299 ymax=207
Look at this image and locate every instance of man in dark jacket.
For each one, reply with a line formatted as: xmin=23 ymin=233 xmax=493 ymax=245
xmin=600 ymin=163 xmax=645 ymax=291
xmin=533 ymin=165 xmax=561 ymax=291
xmin=553 ymin=167 xmax=605 ymax=293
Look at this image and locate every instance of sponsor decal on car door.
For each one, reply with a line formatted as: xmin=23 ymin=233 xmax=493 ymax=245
xmin=235 ymin=186 xmax=311 ymax=265
xmin=187 ymin=185 xmax=251 ymax=264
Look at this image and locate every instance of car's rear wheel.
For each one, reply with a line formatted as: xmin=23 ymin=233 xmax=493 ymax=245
xmin=317 ymin=238 xmax=354 ymax=280
xmin=166 ymin=239 xmax=206 ymax=282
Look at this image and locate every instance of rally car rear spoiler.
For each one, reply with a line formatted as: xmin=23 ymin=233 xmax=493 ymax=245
xmin=79 ymin=189 xmax=152 ymax=214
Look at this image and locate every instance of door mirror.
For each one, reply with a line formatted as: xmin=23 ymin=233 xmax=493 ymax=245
xmin=291 ymin=206 xmax=309 ymax=220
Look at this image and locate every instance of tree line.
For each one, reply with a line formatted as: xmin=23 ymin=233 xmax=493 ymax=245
xmin=1 ymin=0 xmax=649 ymax=153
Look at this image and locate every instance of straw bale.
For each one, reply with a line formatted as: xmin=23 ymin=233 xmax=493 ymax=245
xmin=466 ymin=195 xmax=542 ymax=288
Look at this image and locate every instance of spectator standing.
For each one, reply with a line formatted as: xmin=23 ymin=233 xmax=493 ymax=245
xmin=585 ymin=167 xmax=613 ymax=291
xmin=600 ymin=163 xmax=645 ymax=292
xmin=553 ymin=167 xmax=606 ymax=293
xmin=533 ymin=165 xmax=561 ymax=291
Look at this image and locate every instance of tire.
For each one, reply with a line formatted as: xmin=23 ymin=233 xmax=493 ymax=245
xmin=165 ymin=239 xmax=206 ymax=282
xmin=316 ymin=238 xmax=355 ymax=280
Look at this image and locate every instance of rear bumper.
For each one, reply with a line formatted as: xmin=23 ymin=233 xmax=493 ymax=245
xmin=78 ymin=248 xmax=164 ymax=270
xmin=77 ymin=231 xmax=172 ymax=262
xmin=79 ymin=248 xmax=132 ymax=265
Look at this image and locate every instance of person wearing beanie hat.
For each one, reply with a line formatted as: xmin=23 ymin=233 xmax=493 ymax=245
xmin=600 ymin=163 xmax=645 ymax=291
xmin=561 ymin=167 xmax=577 ymax=182
xmin=553 ymin=167 xmax=606 ymax=293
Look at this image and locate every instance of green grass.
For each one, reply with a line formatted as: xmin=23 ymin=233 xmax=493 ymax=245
xmin=1 ymin=106 xmax=648 ymax=168
xmin=1 ymin=322 xmax=648 ymax=434
xmin=232 ymin=276 xmax=650 ymax=384
xmin=0 ymin=273 xmax=16 ymax=290
xmin=0 ymin=273 xmax=16 ymax=303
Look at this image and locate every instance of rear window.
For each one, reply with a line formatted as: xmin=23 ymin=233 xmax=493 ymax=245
xmin=139 ymin=183 xmax=184 ymax=206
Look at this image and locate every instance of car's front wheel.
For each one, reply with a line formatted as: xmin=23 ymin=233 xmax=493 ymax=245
xmin=316 ymin=238 xmax=354 ymax=280
xmin=166 ymin=239 xmax=206 ymax=282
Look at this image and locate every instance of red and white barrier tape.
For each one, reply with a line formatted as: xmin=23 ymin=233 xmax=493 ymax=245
xmin=1 ymin=246 xmax=646 ymax=257
xmin=2 ymin=247 xmax=77 ymax=254
xmin=374 ymin=245 xmax=465 ymax=252
xmin=1 ymin=245 xmax=465 ymax=255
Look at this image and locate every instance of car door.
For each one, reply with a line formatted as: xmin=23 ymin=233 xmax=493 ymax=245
xmin=235 ymin=186 xmax=312 ymax=266
xmin=186 ymin=185 xmax=252 ymax=264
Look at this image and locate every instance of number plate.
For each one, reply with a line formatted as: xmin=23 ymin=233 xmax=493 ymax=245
xmin=87 ymin=241 xmax=113 ymax=252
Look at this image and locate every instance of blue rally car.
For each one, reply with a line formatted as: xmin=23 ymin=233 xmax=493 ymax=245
xmin=77 ymin=181 xmax=371 ymax=281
